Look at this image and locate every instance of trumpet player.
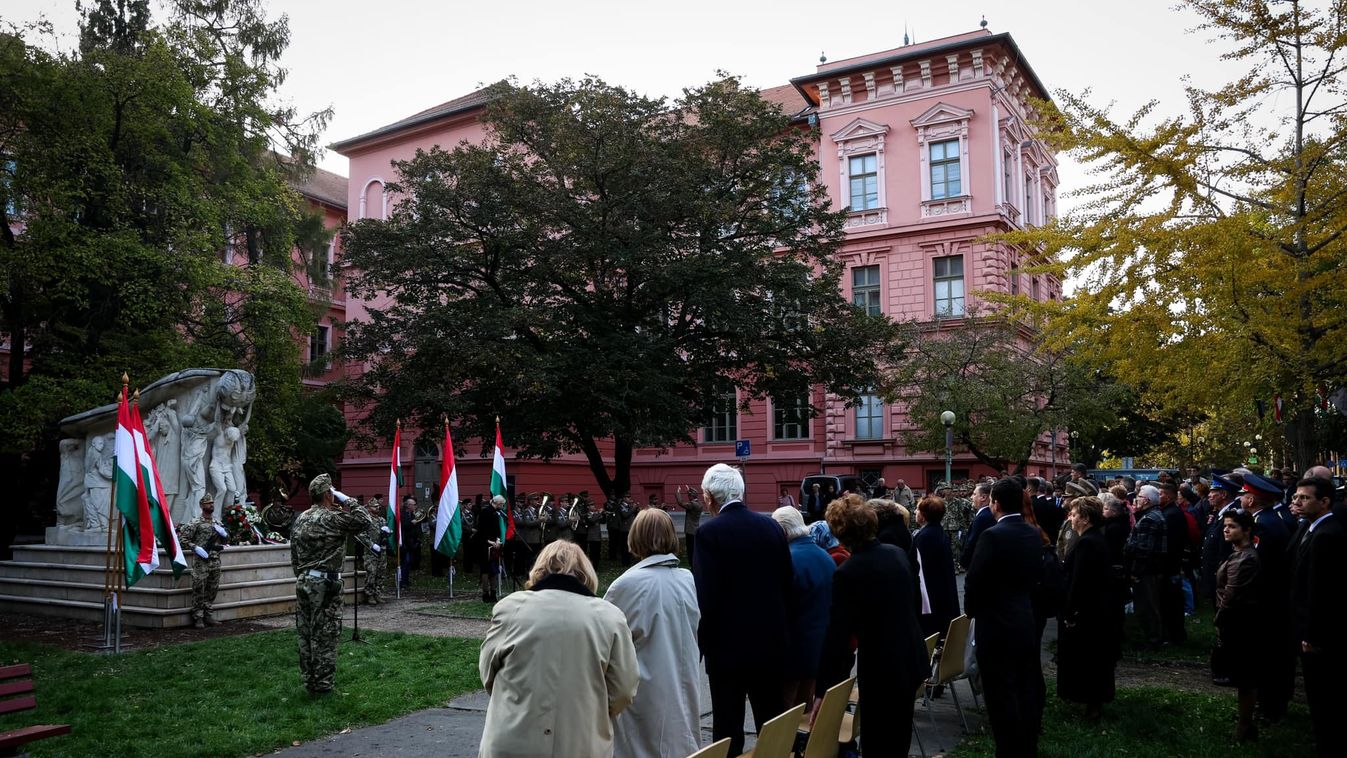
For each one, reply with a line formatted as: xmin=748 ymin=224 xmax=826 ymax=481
xmin=578 ymin=492 xmax=605 ymax=565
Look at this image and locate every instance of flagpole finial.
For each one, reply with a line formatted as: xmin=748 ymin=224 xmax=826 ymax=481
xmin=132 ymin=388 xmax=141 ymax=403
xmin=121 ymin=372 xmax=129 ymax=386
xmin=117 ymin=391 xmax=124 ymax=402
xmin=495 ymin=415 xmax=500 ymax=423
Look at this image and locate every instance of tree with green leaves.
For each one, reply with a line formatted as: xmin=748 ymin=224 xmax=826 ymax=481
xmin=1004 ymin=0 xmax=1347 ymax=470
xmin=0 ymin=0 xmax=331 ymax=540
xmin=890 ymin=312 xmax=1130 ymax=474
xmin=341 ymin=77 xmax=903 ymax=498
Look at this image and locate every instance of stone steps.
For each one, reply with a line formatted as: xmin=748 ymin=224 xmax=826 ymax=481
xmin=0 ymin=542 xmax=365 ymax=628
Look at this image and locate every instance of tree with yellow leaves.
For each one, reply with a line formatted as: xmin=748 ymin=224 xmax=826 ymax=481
xmin=1005 ymin=0 xmax=1347 ymax=470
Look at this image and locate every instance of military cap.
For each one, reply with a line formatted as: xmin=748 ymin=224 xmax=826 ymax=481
xmin=1210 ymin=475 xmax=1243 ymax=495
xmin=308 ymin=473 xmax=334 ymax=499
xmin=200 ymin=494 xmax=215 ymax=505
xmin=1065 ymin=480 xmax=1098 ymax=497
xmin=1240 ymin=471 xmax=1283 ymax=498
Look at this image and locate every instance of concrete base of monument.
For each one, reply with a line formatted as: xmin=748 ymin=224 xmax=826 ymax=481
xmin=0 ymin=543 xmax=363 ymax=628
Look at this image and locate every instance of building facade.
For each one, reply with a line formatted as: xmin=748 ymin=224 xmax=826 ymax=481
xmin=331 ymin=28 xmax=1070 ymax=505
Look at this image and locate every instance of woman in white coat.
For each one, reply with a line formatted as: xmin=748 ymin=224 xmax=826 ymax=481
xmin=604 ymin=508 xmax=703 ymax=758
xmin=479 ymin=540 xmax=639 ymax=758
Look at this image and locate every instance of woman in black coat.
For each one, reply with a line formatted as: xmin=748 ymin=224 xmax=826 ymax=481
xmin=1056 ymin=497 xmax=1120 ymax=720
xmin=871 ymin=499 xmax=913 ymax=553
xmin=910 ymin=495 xmax=961 ymax=639
xmin=816 ymin=494 xmax=927 ymax=757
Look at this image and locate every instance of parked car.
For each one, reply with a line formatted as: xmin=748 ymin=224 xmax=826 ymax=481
xmin=799 ymin=474 xmax=867 ymax=507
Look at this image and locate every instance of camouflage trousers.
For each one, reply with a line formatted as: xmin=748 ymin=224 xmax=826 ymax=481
xmin=190 ymin=558 xmax=222 ymax=621
xmin=362 ymin=551 xmax=386 ymax=603
xmin=295 ymin=575 xmax=343 ymax=693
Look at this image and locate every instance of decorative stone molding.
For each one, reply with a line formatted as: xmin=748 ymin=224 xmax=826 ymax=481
xmin=971 ymin=49 xmax=984 ymax=77
xmin=845 ymin=208 xmax=888 ymax=228
xmin=862 ymin=71 xmax=876 ymax=100
xmin=947 ymin=54 xmax=960 ymax=81
xmin=919 ymin=60 xmax=932 ymax=88
xmin=838 ymin=77 xmax=853 ymax=104
xmin=921 ymin=198 xmax=971 ymax=218
xmin=890 ymin=65 xmax=905 ymax=94
xmin=818 ymin=81 xmax=831 ymax=108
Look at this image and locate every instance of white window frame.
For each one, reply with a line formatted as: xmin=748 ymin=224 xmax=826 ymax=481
xmin=855 ymin=392 xmax=884 ymax=440
xmin=831 ymin=118 xmax=890 ymax=229
xmin=933 ymin=254 xmax=965 ymax=319
xmin=771 ymin=394 xmax=811 ymax=440
xmin=851 ymin=264 xmax=882 ymax=316
xmin=911 ymin=102 xmax=973 ymax=218
xmin=359 ymin=177 xmax=388 ymax=220
xmin=702 ymin=390 xmax=738 ymax=443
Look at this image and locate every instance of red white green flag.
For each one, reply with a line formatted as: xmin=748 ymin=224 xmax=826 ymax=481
xmin=434 ymin=423 xmax=462 ymax=558
xmin=114 ymin=393 xmax=157 ymax=584
xmin=386 ymin=425 xmax=403 ymax=553
xmin=130 ymin=401 xmax=187 ymax=578
xmin=490 ymin=420 xmax=514 ymax=539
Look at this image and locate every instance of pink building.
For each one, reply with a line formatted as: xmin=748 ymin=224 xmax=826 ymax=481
xmin=331 ymin=28 xmax=1067 ymax=504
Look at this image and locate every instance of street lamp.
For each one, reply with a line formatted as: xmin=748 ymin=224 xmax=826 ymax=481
xmin=941 ymin=410 xmax=956 ymax=487
xmin=1070 ymin=430 xmax=1079 ymax=464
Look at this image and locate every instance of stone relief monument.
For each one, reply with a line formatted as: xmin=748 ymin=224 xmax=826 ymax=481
xmin=49 ymin=368 xmax=257 ymax=546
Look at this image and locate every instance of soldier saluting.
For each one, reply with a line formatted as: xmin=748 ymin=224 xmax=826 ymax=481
xmin=292 ymin=474 xmax=380 ymax=695
xmin=177 ymin=494 xmax=229 ymax=628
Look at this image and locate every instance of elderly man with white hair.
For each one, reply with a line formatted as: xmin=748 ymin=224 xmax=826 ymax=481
xmin=1124 ymin=484 xmax=1169 ymax=649
xmin=692 ymin=464 xmax=793 ymax=756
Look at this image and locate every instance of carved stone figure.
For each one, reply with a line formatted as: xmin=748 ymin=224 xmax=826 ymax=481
xmin=179 ymin=387 xmax=214 ymax=524
xmin=81 ymin=433 xmax=114 ymax=532
xmin=209 ymin=425 xmax=241 ymax=506
xmin=55 ymin=439 xmax=84 ymax=527
xmin=145 ymin=399 xmax=182 ymax=520
xmin=50 ymin=368 xmax=258 ymax=546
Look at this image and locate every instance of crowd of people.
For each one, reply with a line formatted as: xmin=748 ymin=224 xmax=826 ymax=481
xmin=290 ymin=459 xmax=1344 ymax=758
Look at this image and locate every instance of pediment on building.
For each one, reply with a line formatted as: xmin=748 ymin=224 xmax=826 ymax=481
xmin=830 ymin=118 xmax=890 ymax=143
xmin=910 ymin=102 xmax=975 ymax=128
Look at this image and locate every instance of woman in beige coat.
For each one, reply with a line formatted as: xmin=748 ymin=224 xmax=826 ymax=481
xmin=479 ymin=540 xmax=640 ymax=758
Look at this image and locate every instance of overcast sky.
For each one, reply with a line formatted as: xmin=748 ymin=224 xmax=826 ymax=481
xmin=9 ymin=0 xmax=1243 ymax=197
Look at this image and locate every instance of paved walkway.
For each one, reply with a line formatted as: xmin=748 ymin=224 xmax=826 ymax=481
xmin=268 ymin=574 xmax=1023 ymax=757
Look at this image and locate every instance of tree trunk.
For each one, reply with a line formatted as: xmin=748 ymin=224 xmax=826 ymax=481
xmin=577 ymin=436 xmax=616 ymax=499
xmin=1284 ymin=406 xmax=1317 ymax=474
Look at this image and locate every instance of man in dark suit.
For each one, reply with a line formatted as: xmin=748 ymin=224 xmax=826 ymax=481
xmin=802 ymin=482 xmax=827 ymax=524
xmin=692 ymin=463 xmax=793 ymax=756
xmin=1156 ymin=482 xmax=1189 ymax=644
xmin=1029 ymin=477 xmax=1063 ymax=547
xmin=1290 ymin=476 xmax=1345 ymax=757
xmin=965 ymin=477 xmax=1044 ymax=757
xmin=1241 ymin=471 xmax=1294 ymax=720
xmin=959 ymin=482 xmax=996 ymax=569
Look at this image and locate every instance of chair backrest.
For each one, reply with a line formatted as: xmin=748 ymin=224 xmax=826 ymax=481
xmin=917 ymin=633 xmax=940 ymax=698
xmin=803 ymin=676 xmax=856 ymax=758
xmin=688 ymin=737 xmax=731 ymax=758
xmin=936 ymin=615 xmax=970 ymax=683
xmin=748 ymin=703 xmax=807 ymax=758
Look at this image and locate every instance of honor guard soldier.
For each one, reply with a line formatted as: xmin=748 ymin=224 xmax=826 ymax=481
xmin=292 ymin=474 xmax=379 ymax=695
xmin=177 ymin=494 xmax=229 ymax=628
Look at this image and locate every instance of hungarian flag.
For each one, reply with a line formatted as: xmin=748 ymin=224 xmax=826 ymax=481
xmin=387 ymin=425 xmax=403 ymax=553
xmin=130 ymin=401 xmax=187 ymax=579
xmin=1274 ymin=394 xmax=1283 ymax=423
xmin=114 ymin=394 xmax=157 ymax=585
xmin=434 ymin=423 xmax=462 ymax=558
xmin=491 ymin=421 xmax=515 ymax=539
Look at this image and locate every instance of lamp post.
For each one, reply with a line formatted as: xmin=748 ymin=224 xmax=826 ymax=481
xmin=1070 ymin=430 xmax=1079 ymax=465
xmin=941 ymin=410 xmax=956 ymax=487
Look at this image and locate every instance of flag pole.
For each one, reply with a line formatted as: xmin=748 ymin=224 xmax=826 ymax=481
xmin=101 ymin=375 xmax=128 ymax=652
xmin=394 ymin=419 xmax=402 ymax=601
xmin=444 ymin=415 xmax=454 ymax=600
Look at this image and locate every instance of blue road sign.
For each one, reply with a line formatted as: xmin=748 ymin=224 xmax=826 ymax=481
xmin=735 ymin=439 xmax=751 ymax=458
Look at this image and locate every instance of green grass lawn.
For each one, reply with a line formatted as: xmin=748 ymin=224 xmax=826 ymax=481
xmin=949 ymin=681 xmax=1315 ymax=757
xmin=0 ymin=629 xmax=480 ymax=758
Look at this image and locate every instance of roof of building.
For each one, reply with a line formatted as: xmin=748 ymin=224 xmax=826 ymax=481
xmin=757 ymin=83 xmax=815 ymax=120
xmin=330 ymin=83 xmax=500 ymax=153
xmin=293 ymin=164 xmax=348 ymax=209
xmin=792 ymin=30 xmax=1050 ymax=104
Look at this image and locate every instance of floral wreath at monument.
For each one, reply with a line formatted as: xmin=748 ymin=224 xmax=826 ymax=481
xmin=223 ymin=500 xmax=286 ymax=544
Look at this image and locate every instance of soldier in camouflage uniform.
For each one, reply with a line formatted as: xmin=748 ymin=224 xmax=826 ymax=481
xmin=177 ymin=494 xmax=229 ymax=628
xmin=940 ymin=481 xmax=976 ymax=568
xmin=292 ymin=474 xmax=379 ymax=695
xmin=361 ymin=497 xmax=390 ymax=604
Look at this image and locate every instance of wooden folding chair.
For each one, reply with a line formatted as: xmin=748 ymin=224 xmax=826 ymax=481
xmin=688 ymin=737 xmax=732 ymax=758
xmin=911 ymin=633 xmax=940 ymax=758
xmin=927 ymin=614 xmax=974 ymax=733
xmin=797 ymin=676 xmax=855 ymax=758
xmin=741 ymin=702 xmax=806 ymax=758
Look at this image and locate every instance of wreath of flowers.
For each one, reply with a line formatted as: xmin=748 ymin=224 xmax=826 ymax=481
xmin=223 ymin=501 xmax=287 ymax=544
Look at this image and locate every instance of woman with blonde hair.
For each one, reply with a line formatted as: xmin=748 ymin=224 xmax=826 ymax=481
xmin=604 ymin=509 xmax=702 ymax=758
xmin=479 ymin=540 xmax=639 ymax=757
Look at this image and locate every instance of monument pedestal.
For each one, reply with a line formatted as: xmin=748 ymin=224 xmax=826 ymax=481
xmin=0 ymin=543 xmax=363 ymax=628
